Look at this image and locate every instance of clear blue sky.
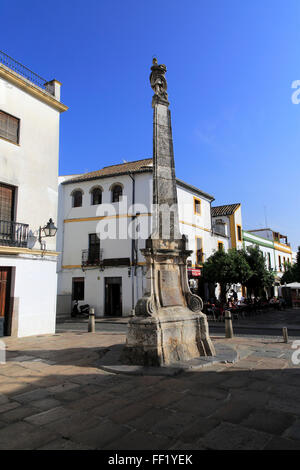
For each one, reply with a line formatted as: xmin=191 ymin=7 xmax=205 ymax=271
xmin=2 ymin=0 xmax=300 ymax=249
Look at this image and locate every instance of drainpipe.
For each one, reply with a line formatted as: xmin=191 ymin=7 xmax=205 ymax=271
xmin=128 ymin=172 xmax=136 ymax=313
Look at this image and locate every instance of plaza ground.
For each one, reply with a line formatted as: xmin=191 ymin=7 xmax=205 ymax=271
xmin=57 ymin=307 xmax=300 ymax=338
xmin=0 ymin=309 xmax=300 ymax=450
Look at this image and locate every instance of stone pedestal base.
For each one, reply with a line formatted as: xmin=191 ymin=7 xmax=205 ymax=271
xmin=121 ymin=307 xmax=215 ymax=367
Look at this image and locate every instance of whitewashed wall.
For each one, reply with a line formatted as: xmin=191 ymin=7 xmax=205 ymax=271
xmin=243 ymin=232 xmax=275 ymax=269
xmin=0 ymin=72 xmax=64 ymax=337
xmin=0 ymin=80 xmax=60 ymax=251
xmin=0 ymin=256 xmax=57 ymax=337
xmin=57 ymin=170 xmax=230 ymax=316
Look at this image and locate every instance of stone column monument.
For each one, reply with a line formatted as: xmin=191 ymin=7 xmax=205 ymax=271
xmin=122 ymin=59 xmax=215 ymax=366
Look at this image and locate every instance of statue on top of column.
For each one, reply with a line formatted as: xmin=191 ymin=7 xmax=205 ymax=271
xmin=150 ymin=58 xmax=168 ymax=101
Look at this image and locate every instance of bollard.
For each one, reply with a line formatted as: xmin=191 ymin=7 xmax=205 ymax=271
xmin=225 ymin=310 xmax=234 ymax=338
xmin=282 ymin=327 xmax=288 ymax=343
xmin=88 ymin=308 xmax=95 ymax=333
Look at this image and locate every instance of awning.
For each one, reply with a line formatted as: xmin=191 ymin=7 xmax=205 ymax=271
xmin=284 ymin=282 xmax=300 ymax=289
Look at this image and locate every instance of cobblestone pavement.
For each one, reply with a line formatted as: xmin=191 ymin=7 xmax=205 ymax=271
xmin=0 ymin=331 xmax=300 ymax=450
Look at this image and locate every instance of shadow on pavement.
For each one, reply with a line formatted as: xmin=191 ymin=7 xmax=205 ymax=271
xmin=0 ymin=338 xmax=300 ymax=450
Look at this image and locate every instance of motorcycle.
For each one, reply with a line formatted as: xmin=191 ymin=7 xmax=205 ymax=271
xmin=72 ymin=300 xmax=90 ymax=318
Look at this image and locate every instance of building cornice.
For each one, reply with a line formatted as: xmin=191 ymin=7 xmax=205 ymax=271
xmin=176 ymin=179 xmax=214 ymax=201
xmin=274 ymin=243 xmax=292 ymax=255
xmin=0 ymin=246 xmax=59 ymax=256
xmin=64 ymin=213 xmax=151 ymax=224
xmin=0 ymin=65 xmax=68 ymax=113
xmin=243 ymin=235 xmax=274 ymax=250
xmin=62 ymin=168 xmax=152 ymax=185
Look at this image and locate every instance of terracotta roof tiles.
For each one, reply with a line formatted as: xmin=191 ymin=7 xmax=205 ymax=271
xmin=62 ymin=158 xmax=153 ymax=184
xmin=211 ymin=203 xmax=241 ymax=217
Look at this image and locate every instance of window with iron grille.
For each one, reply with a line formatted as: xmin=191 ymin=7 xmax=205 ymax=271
xmin=0 ymin=110 xmax=20 ymax=144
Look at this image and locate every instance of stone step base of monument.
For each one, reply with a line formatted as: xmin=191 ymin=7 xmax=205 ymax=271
xmin=96 ymin=343 xmax=238 ymax=376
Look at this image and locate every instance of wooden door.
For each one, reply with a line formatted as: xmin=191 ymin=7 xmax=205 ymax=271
xmin=0 ymin=267 xmax=11 ymax=336
xmin=105 ymin=277 xmax=122 ymax=316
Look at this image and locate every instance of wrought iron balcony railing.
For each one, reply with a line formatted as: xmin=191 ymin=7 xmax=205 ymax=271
xmin=0 ymin=220 xmax=29 ymax=248
xmin=0 ymin=50 xmax=51 ymax=94
xmin=82 ymin=248 xmax=103 ymax=268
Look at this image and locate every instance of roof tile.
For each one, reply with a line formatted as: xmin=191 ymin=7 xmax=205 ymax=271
xmin=211 ymin=203 xmax=241 ymax=217
xmin=62 ymin=158 xmax=153 ymax=184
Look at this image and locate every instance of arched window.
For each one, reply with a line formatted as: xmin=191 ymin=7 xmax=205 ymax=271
xmin=71 ymin=189 xmax=83 ymax=208
xmin=91 ymin=187 xmax=102 ymax=205
xmin=111 ymin=184 xmax=123 ymax=203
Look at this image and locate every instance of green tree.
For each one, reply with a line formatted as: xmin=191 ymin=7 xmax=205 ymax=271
xmin=281 ymin=246 xmax=300 ymax=284
xmin=202 ymin=248 xmax=252 ymax=304
xmin=243 ymin=245 xmax=275 ymax=297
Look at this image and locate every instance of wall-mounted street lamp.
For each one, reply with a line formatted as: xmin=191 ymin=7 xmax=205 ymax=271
xmin=38 ymin=218 xmax=57 ymax=250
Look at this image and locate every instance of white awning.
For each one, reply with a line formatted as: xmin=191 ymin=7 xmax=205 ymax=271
xmin=284 ymin=282 xmax=300 ymax=289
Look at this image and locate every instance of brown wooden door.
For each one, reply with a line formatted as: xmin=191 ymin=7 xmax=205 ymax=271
xmin=0 ymin=268 xmax=8 ymax=317
xmin=105 ymin=277 xmax=122 ymax=316
xmin=0 ymin=267 xmax=11 ymax=336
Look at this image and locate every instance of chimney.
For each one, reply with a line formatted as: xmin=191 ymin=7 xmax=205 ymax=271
xmin=44 ymin=79 xmax=62 ymax=101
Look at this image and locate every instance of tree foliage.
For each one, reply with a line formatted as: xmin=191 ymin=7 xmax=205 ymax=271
xmin=243 ymin=245 xmax=275 ymax=296
xmin=202 ymin=245 xmax=276 ymax=300
xmin=281 ymin=246 xmax=300 ymax=284
xmin=202 ymin=248 xmax=252 ymax=302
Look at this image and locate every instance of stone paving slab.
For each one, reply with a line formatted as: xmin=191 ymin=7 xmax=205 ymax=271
xmin=0 ymin=331 xmax=300 ymax=449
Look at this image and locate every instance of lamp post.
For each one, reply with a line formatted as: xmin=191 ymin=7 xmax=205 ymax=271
xmin=38 ymin=218 xmax=57 ymax=250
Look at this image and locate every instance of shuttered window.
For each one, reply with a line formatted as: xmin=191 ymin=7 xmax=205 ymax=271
xmin=0 ymin=111 xmax=20 ymax=144
xmin=0 ymin=184 xmax=15 ymax=221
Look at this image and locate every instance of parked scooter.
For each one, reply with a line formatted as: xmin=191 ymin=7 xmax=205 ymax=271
xmin=72 ymin=300 xmax=90 ymax=318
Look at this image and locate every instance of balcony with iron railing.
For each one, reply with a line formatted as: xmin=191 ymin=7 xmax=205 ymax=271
xmin=0 ymin=220 xmax=29 ymax=248
xmin=82 ymin=248 xmax=103 ymax=268
xmin=0 ymin=50 xmax=54 ymax=96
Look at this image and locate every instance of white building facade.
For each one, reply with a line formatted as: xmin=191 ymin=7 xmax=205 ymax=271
xmin=0 ymin=51 xmax=67 ymax=337
xmin=243 ymin=228 xmax=293 ymax=295
xmin=57 ymin=159 xmax=230 ymax=317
